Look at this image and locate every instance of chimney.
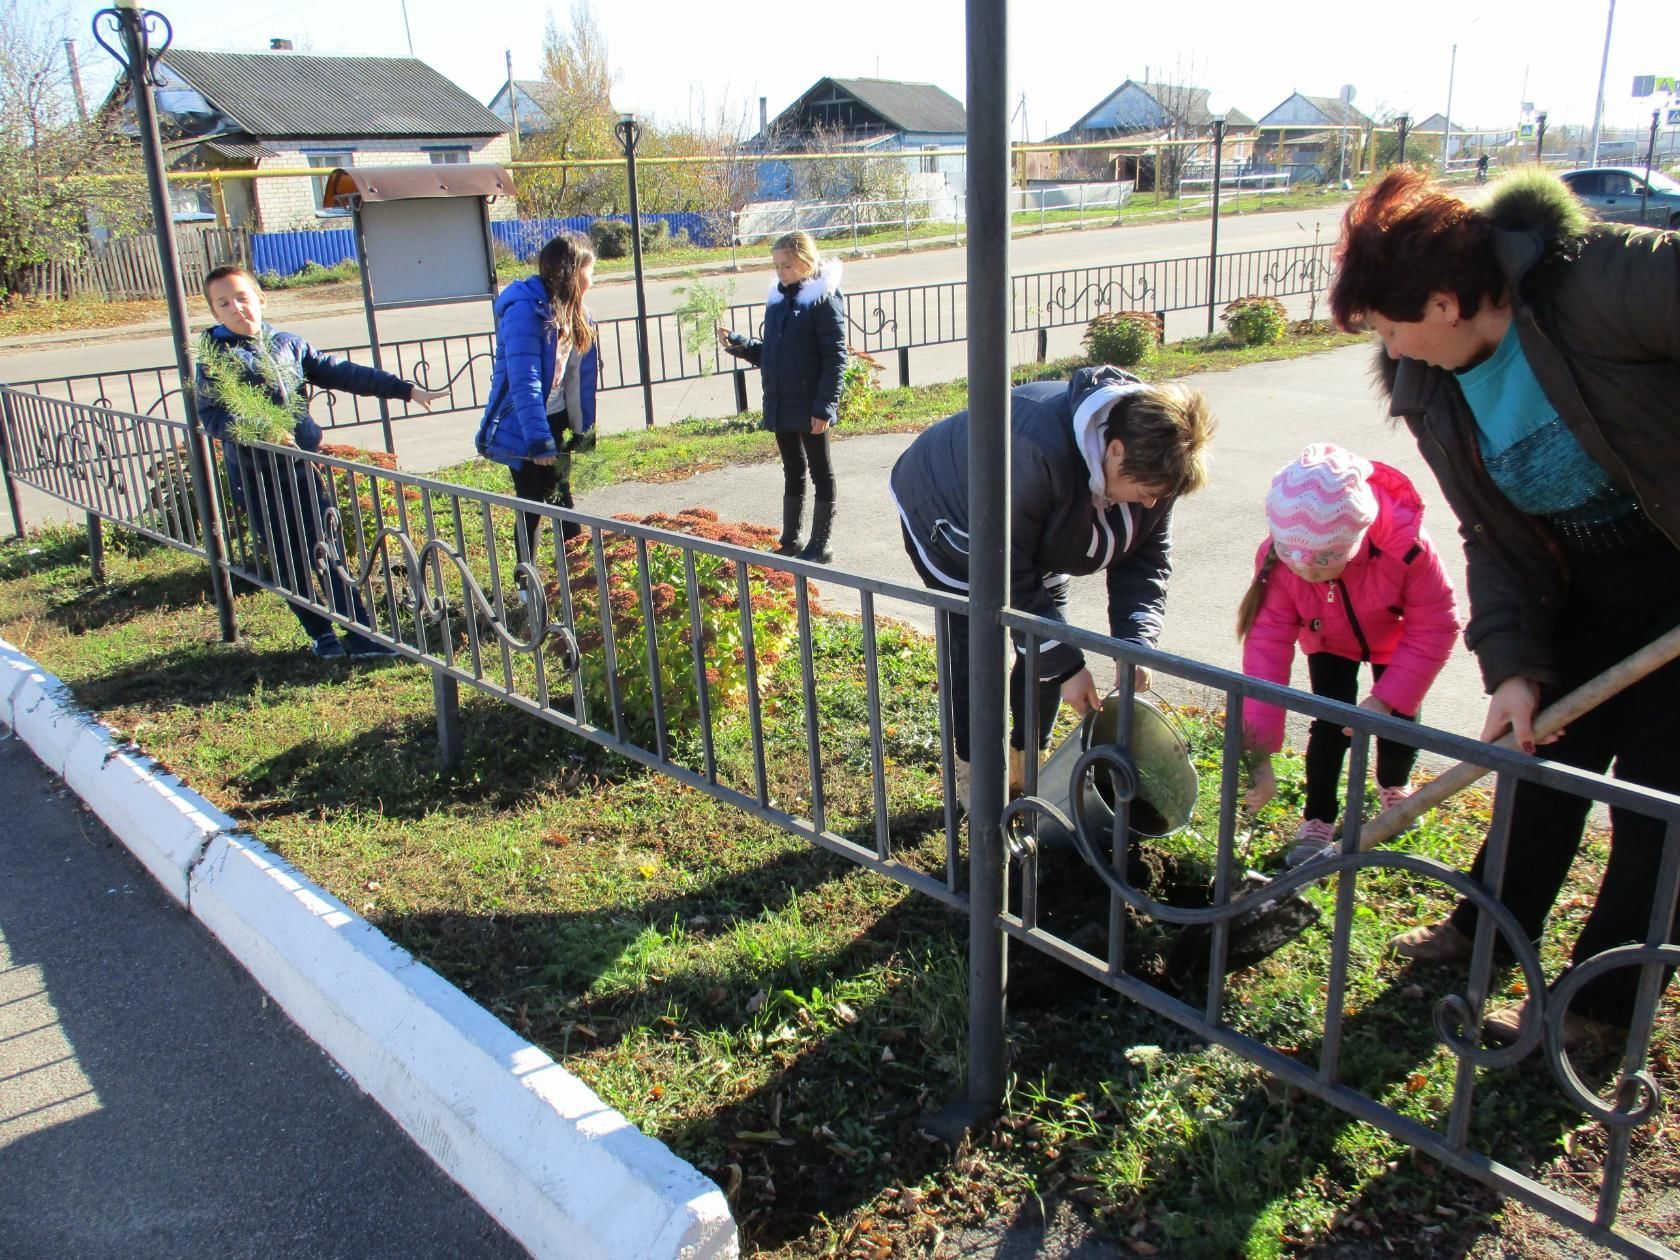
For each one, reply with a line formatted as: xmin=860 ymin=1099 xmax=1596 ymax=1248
xmin=269 ymin=38 xmax=293 ymax=51
xmin=759 ymin=96 xmax=768 ymax=137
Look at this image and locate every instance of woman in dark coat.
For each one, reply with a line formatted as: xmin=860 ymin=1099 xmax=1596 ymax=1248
xmin=890 ymin=365 xmax=1214 ymax=803
xmin=1330 ymin=165 xmax=1680 ymax=1048
xmin=718 ymin=230 xmax=847 ymax=563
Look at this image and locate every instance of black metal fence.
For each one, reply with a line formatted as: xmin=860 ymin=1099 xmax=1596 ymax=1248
xmin=2 ymin=382 xmax=1677 ymax=1256
xmin=5 ymin=242 xmax=1336 ymax=442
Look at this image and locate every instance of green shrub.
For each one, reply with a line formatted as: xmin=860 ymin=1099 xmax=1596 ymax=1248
xmin=672 ymin=272 xmax=736 ymax=372
xmin=1222 ymin=295 xmax=1288 ymax=346
xmin=838 ymin=348 xmax=883 ymax=425
xmin=638 ymin=217 xmax=669 ymax=253
xmin=1082 ymin=311 xmax=1161 ymax=367
xmin=588 ymin=219 xmax=632 ymax=259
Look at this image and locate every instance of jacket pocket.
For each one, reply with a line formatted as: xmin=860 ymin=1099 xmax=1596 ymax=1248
xmin=932 ymin=518 xmax=971 ymax=556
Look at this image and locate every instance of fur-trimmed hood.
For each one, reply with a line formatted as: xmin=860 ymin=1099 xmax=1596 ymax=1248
xmin=766 ymin=257 xmax=843 ymax=306
xmin=1372 ymin=168 xmax=1596 ymax=403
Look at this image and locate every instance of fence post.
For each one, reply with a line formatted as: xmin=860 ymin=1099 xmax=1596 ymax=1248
xmin=86 ymin=513 xmax=105 ymax=583
xmin=1077 ymin=183 xmax=1085 ymax=230
xmin=732 ymin=369 xmax=749 ymax=415
xmin=1038 ymin=187 xmax=1046 ymax=233
xmin=433 ymin=669 xmax=463 ymax=771
xmin=0 ymin=391 xmax=24 ymax=539
xmin=903 ymin=187 xmax=912 ymax=252
xmin=851 ymin=202 xmax=860 ymax=253
xmin=95 ymin=3 xmax=239 ymax=644
xmin=897 ymin=347 xmax=911 ymax=388
xmin=730 ymin=211 xmax=739 ymax=271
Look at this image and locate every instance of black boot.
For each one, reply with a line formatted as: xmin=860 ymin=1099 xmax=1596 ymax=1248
xmin=776 ymin=494 xmax=804 ymax=556
xmin=799 ymin=499 xmax=835 ymax=564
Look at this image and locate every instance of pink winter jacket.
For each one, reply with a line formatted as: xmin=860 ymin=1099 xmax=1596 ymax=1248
xmin=1242 ymin=462 xmax=1461 ymax=754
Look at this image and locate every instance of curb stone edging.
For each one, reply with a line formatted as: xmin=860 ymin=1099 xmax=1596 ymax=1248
xmin=0 ymin=636 xmax=739 ymax=1260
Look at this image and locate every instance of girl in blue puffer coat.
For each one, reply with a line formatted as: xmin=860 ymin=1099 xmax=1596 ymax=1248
xmin=475 ymin=232 xmax=600 ymax=557
xmin=716 ymin=230 xmax=847 ymax=563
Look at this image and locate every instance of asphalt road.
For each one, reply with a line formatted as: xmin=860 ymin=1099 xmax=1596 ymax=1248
xmin=0 ymin=733 xmax=523 ymax=1260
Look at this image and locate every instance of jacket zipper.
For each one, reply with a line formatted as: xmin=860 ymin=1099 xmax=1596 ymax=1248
xmin=1335 ymin=578 xmax=1373 ymax=662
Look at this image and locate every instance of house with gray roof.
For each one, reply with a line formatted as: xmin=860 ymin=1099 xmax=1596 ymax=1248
xmin=108 ymin=49 xmax=512 ymax=231
xmin=486 ymin=79 xmax=565 ymax=140
xmin=1253 ymin=92 xmax=1373 ymax=182
xmin=1040 ymin=81 xmax=1255 ymax=190
xmin=752 ymin=77 xmax=968 ymax=199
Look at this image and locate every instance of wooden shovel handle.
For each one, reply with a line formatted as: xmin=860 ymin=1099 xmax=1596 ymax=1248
xmin=1358 ymin=623 xmax=1680 ymax=850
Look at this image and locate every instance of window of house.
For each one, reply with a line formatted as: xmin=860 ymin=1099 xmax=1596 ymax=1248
xmin=306 ymin=150 xmax=353 ymax=214
xmin=920 ymin=145 xmax=938 ymax=174
xmin=427 ymin=147 xmax=470 ymax=164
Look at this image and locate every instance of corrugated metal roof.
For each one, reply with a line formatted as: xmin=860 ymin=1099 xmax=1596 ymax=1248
xmin=819 ymin=78 xmax=967 ymax=134
xmin=158 ymin=49 xmax=509 ymax=139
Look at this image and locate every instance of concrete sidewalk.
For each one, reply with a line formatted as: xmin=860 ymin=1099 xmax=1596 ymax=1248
xmin=0 ymin=732 xmax=522 ymax=1260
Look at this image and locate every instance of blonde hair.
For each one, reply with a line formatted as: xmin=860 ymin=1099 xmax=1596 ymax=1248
xmin=772 ymin=230 xmax=821 ymax=280
xmin=1106 ymin=382 xmax=1214 ymax=499
xmin=1235 ymin=544 xmax=1279 ymax=642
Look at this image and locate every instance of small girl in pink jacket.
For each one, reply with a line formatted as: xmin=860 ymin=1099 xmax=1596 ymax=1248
xmin=1239 ymin=444 xmax=1461 ymax=866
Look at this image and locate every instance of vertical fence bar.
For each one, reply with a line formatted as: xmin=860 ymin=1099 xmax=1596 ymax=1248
xmin=433 ymin=670 xmax=463 ymax=770
xmin=1 ymin=391 xmax=27 ymax=538
xmin=85 ymin=513 xmax=105 ymax=583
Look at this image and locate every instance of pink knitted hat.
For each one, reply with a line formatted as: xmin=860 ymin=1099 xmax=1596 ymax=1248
xmin=1266 ymin=443 xmax=1377 ymax=567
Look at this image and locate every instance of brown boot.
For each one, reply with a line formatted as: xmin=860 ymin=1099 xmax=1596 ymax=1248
xmin=1389 ymin=917 xmax=1474 ymax=964
xmin=1482 ymin=1002 xmax=1618 ymax=1051
xmin=1008 ymin=747 xmax=1028 ymax=798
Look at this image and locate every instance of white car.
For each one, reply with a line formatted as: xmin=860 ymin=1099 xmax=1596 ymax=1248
xmin=1558 ymin=166 xmax=1680 ymax=227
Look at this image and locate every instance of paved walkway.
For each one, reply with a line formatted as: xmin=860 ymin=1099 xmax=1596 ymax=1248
xmin=0 ymin=732 xmax=522 ymax=1260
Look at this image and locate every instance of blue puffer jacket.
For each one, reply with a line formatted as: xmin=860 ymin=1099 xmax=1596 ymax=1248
xmin=723 ymin=258 xmax=847 ymax=431
xmin=475 ymin=274 xmax=599 ymax=467
xmin=194 ymin=322 xmax=415 ymax=502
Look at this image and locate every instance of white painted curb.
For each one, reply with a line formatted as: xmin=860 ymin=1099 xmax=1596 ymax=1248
xmin=0 ymin=636 xmax=738 ymax=1260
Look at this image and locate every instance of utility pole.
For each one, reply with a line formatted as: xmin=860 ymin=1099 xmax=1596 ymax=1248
xmin=504 ymin=50 xmax=520 ymax=158
xmin=1588 ymin=0 xmax=1616 ymax=165
xmin=64 ymin=39 xmax=90 ymax=121
xmin=1444 ymin=43 xmax=1457 ymax=173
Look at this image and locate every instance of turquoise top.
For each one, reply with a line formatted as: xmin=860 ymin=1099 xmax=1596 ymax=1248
xmin=1457 ymin=323 xmax=1636 ymax=527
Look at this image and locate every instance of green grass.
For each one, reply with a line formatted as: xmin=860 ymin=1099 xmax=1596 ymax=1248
xmin=4 ymin=342 xmax=1674 ymax=1258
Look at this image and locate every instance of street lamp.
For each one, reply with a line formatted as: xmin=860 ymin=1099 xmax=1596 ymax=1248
xmin=1204 ymin=94 xmax=1229 ymax=337
xmin=91 ymin=0 xmax=237 ymax=640
xmin=613 ymin=111 xmax=656 ymax=430
xmin=1641 ymin=107 xmax=1661 ymax=224
xmin=1397 ymin=113 xmax=1410 ymax=165
xmin=1535 ymin=111 xmax=1548 ymax=161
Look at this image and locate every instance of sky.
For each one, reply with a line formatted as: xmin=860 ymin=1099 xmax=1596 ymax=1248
xmin=38 ymin=0 xmax=1680 ymax=139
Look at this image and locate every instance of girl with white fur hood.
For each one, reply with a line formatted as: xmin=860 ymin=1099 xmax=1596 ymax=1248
xmin=718 ymin=230 xmax=848 ymax=562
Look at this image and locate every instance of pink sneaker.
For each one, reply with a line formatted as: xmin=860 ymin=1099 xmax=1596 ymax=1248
xmin=1378 ymin=783 xmax=1413 ymax=813
xmin=1286 ymin=817 xmax=1337 ymax=867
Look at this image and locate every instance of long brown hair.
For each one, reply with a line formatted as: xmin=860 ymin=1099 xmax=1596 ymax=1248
xmin=1235 ymin=544 xmax=1280 ymax=642
xmin=537 ymin=232 xmax=594 ymax=352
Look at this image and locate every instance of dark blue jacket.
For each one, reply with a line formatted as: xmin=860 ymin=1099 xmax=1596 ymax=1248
xmin=194 ymin=322 xmax=414 ymax=503
xmin=723 ymin=259 xmax=847 ymax=431
xmin=890 ymin=366 xmax=1177 ymax=680
xmin=475 ymin=274 xmax=599 ymax=467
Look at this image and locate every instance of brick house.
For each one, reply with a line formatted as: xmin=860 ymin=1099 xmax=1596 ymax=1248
xmin=110 ymin=48 xmax=514 ymax=231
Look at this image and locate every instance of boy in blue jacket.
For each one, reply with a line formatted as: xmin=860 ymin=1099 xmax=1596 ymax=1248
xmin=195 ymin=265 xmax=446 ymax=659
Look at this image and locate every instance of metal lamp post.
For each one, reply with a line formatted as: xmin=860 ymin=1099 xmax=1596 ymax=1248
xmin=613 ymin=112 xmax=656 ymax=430
xmin=1204 ymin=99 xmax=1228 ymax=337
xmin=1397 ymin=113 xmax=1410 ymax=165
xmin=1641 ymin=108 xmax=1660 ymax=224
xmin=92 ymin=0 xmax=237 ymax=641
xmin=1535 ymin=111 xmax=1548 ymax=161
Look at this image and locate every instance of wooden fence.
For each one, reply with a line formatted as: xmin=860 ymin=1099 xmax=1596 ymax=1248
xmin=23 ymin=227 xmax=251 ymax=302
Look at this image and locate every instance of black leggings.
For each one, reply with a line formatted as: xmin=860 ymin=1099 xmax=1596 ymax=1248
xmin=509 ymin=412 xmax=579 ymax=557
xmin=1448 ymin=542 xmax=1680 ymax=1028
xmin=900 ymin=524 xmax=1076 ymax=759
xmin=776 ymin=429 xmax=836 ymax=501
xmin=1302 ymin=653 xmax=1419 ymax=824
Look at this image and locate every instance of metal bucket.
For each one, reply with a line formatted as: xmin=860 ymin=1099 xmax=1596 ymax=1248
xmin=1035 ymin=692 xmax=1198 ymax=840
